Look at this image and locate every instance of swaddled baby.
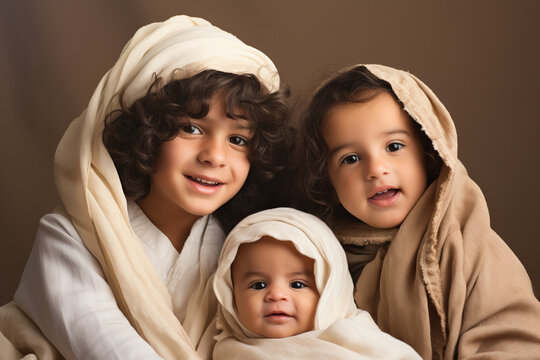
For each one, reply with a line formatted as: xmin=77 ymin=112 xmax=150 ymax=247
xmin=212 ymin=207 xmax=421 ymax=360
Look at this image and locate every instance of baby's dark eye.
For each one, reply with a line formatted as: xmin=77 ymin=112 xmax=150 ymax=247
xmin=387 ymin=143 xmax=403 ymax=152
xmin=229 ymin=136 xmax=248 ymax=146
xmin=180 ymin=124 xmax=202 ymax=135
xmin=341 ymin=154 xmax=360 ymax=165
xmin=249 ymin=282 xmax=266 ymax=290
xmin=290 ymin=281 xmax=306 ymax=289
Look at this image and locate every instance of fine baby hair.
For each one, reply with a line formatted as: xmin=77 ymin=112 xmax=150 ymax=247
xmin=212 ymin=207 xmax=421 ymax=360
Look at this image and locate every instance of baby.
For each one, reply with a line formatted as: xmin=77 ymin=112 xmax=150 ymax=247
xmin=212 ymin=207 xmax=421 ymax=360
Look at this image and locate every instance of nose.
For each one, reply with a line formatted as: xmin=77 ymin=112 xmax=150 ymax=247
xmin=365 ymin=155 xmax=389 ymax=180
xmin=198 ymin=136 xmax=226 ymax=167
xmin=264 ymin=284 xmax=289 ymax=302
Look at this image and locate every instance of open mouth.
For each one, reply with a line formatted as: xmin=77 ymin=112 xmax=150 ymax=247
xmin=186 ymin=176 xmax=221 ymax=187
xmin=369 ymin=189 xmax=399 ymax=200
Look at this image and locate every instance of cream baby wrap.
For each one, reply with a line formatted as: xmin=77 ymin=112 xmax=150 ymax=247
xmin=213 ymin=207 xmax=421 ymax=360
xmin=0 ymin=15 xmax=280 ymax=360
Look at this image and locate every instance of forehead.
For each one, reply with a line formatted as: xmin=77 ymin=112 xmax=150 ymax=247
xmin=192 ymin=94 xmax=253 ymax=128
xmin=322 ymin=92 xmax=413 ymax=144
xmin=232 ymin=237 xmax=314 ymax=274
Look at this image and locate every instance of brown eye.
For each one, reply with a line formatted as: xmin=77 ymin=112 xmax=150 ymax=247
xmin=341 ymin=154 xmax=360 ymax=165
xmin=180 ymin=124 xmax=201 ymax=135
xmin=229 ymin=136 xmax=248 ymax=146
xmin=290 ymin=281 xmax=306 ymax=289
xmin=249 ymin=281 xmax=266 ymax=290
xmin=387 ymin=142 xmax=403 ymax=152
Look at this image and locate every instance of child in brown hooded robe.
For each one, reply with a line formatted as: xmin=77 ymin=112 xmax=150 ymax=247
xmin=300 ymin=64 xmax=540 ymax=359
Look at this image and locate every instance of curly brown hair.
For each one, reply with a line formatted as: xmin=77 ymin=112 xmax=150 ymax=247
xmin=299 ymin=65 xmax=441 ymax=223
xmin=103 ymin=69 xmax=293 ymax=232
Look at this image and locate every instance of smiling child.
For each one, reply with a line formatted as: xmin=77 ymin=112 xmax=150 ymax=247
xmin=300 ymin=64 xmax=540 ymax=358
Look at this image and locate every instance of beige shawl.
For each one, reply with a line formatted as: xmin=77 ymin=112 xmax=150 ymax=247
xmin=213 ymin=207 xmax=422 ymax=360
xmin=0 ymin=15 xmax=280 ymax=360
xmin=335 ymin=64 xmax=540 ymax=359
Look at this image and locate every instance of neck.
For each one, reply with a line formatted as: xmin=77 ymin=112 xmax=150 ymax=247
xmin=136 ymin=197 xmax=201 ymax=252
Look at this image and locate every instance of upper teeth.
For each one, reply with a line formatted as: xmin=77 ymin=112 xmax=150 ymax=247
xmin=195 ymin=177 xmax=219 ymax=185
xmin=376 ymin=189 xmax=389 ymax=195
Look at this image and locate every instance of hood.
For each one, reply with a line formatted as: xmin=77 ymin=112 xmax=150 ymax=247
xmin=335 ymin=64 xmax=458 ymax=250
xmin=213 ymin=207 xmax=358 ymax=340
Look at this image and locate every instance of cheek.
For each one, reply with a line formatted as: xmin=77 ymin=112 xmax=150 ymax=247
xmin=409 ymin=153 xmax=428 ymax=188
xmin=233 ymin=154 xmax=251 ymax=181
xmin=235 ymin=290 xmax=255 ymax=313
xmin=331 ymin=171 xmax=357 ymax=198
xmin=155 ymin=140 xmax=185 ymax=171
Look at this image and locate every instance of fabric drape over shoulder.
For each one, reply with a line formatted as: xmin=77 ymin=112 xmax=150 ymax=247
xmin=213 ymin=207 xmax=422 ymax=360
xmin=0 ymin=15 xmax=280 ymax=360
xmin=335 ymin=64 xmax=540 ymax=359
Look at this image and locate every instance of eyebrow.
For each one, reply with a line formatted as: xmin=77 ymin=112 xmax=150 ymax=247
xmin=233 ymin=122 xmax=253 ymax=131
xmin=191 ymin=116 xmax=252 ymax=131
xmin=241 ymin=271 xmax=266 ymax=280
xmin=327 ymin=129 xmax=412 ymax=158
xmin=239 ymin=270 xmax=312 ymax=281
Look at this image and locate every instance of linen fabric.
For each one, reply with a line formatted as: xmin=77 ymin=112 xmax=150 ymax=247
xmin=5 ymin=202 xmax=224 ymax=360
xmin=0 ymin=15 xmax=279 ymax=360
xmin=212 ymin=207 xmax=422 ymax=360
xmin=335 ymin=64 xmax=540 ymax=359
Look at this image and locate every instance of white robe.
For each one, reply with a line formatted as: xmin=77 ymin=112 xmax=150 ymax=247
xmin=14 ymin=202 xmax=224 ymax=360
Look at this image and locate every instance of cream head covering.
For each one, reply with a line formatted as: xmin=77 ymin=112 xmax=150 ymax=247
xmin=213 ymin=207 xmax=358 ymax=339
xmin=212 ymin=208 xmax=422 ymax=360
xmin=53 ymin=15 xmax=280 ymax=360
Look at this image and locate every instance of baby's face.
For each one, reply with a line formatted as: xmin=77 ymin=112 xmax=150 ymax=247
xmin=231 ymin=236 xmax=319 ymax=338
xmin=322 ymin=91 xmax=427 ymax=228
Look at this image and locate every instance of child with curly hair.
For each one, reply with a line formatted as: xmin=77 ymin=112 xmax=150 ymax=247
xmin=1 ymin=15 xmax=293 ymax=360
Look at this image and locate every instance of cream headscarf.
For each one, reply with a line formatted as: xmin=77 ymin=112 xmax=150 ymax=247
xmin=213 ymin=208 xmax=421 ymax=360
xmin=53 ymin=15 xmax=279 ymax=360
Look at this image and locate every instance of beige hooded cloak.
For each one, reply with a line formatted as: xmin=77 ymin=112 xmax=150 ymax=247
xmin=334 ymin=64 xmax=540 ymax=359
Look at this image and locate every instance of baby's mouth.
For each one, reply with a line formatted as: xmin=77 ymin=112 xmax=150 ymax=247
xmin=265 ymin=311 xmax=291 ymax=318
xmin=369 ymin=189 xmax=399 ymax=200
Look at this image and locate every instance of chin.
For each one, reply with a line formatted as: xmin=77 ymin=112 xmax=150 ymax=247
xmin=185 ymin=206 xmax=219 ymax=217
xmin=368 ymin=217 xmax=405 ymax=229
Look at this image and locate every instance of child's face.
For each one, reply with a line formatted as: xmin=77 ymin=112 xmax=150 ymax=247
xmin=322 ymin=92 xmax=427 ymax=228
xmin=144 ymin=94 xmax=252 ymax=217
xmin=231 ymin=236 xmax=319 ymax=338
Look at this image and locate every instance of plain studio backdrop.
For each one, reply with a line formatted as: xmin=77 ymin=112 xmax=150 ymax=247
xmin=1 ymin=1 xmax=539 ymax=304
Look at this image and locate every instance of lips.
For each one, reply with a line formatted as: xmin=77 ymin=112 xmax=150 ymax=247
xmin=265 ymin=311 xmax=291 ymax=318
xmin=186 ymin=175 xmax=222 ymax=186
xmin=264 ymin=311 xmax=293 ymax=324
xmin=369 ymin=188 xmax=399 ymax=200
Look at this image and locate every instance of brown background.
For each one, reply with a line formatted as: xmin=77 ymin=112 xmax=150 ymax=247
xmin=1 ymin=1 xmax=539 ymax=304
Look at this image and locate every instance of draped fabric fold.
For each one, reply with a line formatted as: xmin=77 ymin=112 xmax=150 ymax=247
xmin=335 ymin=64 xmax=540 ymax=359
xmin=212 ymin=207 xmax=421 ymax=360
xmin=1 ymin=15 xmax=280 ymax=359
